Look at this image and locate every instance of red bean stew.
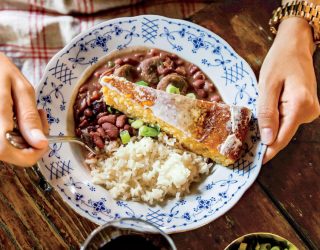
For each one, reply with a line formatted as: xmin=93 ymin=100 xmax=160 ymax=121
xmin=73 ymin=47 xmax=223 ymax=150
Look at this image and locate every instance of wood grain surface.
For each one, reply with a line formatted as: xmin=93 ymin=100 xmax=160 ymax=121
xmin=0 ymin=0 xmax=319 ymax=249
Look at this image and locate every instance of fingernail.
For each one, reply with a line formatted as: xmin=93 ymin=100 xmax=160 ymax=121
xmin=30 ymin=129 xmax=47 ymax=142
xmin=261 ymin=128 xmax=273 ymax=145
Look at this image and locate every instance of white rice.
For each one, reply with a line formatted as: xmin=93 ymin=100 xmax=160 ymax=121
xmin=88 ymin=133 xmax=213 ymax=204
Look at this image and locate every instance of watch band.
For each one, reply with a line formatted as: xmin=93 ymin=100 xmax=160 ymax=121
xmin=269 ymin=0 xmax=320 ymax=46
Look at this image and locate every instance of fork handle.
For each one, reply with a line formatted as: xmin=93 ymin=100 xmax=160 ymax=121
xmin=47 ymin=135 xmax=82 ymax=144
xmin=46 ymin=135 xmax=97 ymax=154
xmin=6 ymin=131 xmax=96 ymax=154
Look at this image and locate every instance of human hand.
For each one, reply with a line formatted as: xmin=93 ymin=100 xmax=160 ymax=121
xmin=258 ymin=18 xmax=320 ymax=164
xmin=0 ymin=53 xmax=49 ymax=166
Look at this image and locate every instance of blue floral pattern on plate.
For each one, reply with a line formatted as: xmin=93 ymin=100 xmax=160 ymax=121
xmin=36 ymin=15 xmax=266 ymax=234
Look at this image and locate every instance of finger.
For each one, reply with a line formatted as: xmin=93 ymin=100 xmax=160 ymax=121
xmin=257 ymin=78 xmax=283 ymax=145
xmin=262 ymin=114 xmax=300 ymax=164
xmin=0 ymin=79 xmax=47 ymax=166
xmin=38 ymin=109 xmax=49 ymax=135
xmin=11 ymin=78 xmax=48 ymax=149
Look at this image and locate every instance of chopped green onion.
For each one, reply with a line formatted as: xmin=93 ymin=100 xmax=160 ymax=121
xmin=135 ymin=80 xmax=149 ymax=86
xmin=166 ymin=84 xmax=180 ymax=94
xmin=131 ymin=119 xmax=144 ymax=129
xmin=150 ymin=124 xmax=160 ymax=132
xmin=120 ymin=130 xmax=131 ymax=144
xmin=128 ymin=118 xmax=135 ymax=124
xmin=138 ymin=125 xmax=160 ymax=137
xmin=107 ymin=61 xmax=115 ymax=68
xmin=107 ymin=106 xmax=114 ymax=114
xmin=186 ymin=93 xmax=196 ymax=99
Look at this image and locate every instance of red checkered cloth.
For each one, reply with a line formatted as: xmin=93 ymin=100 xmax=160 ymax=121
xmin=0 ymin=0 xmax=209 ymax=85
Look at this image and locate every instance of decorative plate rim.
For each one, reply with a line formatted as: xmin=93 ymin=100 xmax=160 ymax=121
xmin=36 ymin=14 xmax=266 ymax=234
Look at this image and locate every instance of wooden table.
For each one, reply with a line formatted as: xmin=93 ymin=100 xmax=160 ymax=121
xmin=1 ymin=0 xmax=319 ymax=249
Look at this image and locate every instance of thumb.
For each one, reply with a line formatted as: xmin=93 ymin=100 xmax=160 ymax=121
xmin=257 ymin=79 xmax=282 ymax=145
xmin=12 ymin=81 xmax=48 ymax=149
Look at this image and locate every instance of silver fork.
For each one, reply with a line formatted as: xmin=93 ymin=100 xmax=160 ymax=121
xmin=6 ymin=130 xmax=98 ymax=154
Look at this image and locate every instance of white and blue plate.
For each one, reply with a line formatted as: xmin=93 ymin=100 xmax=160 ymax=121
xmin=36 ymin=15 xmax=266 ymax=233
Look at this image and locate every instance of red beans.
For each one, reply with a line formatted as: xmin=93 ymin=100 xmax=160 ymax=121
xmin=210 ymin=94 xmax=221 ymax=102
xmin=96 ymin=112 xmax=109 ymax=121
xmin=98 ymin=115 xmax=117 ymax=125
xmin=176 ymin=59 xmax=184 ymax=66
xmin=79 ymin=85 xmax=88 ymax=93
xmin=79 ymin=98 xmax=87 ymax=113
xmin=90 ymin=90 xmax=100 ymax=102
xmin=193 ymin=71 xmax=206 ymax=80
xmin=123 ymin=124 xmax=130 ymax=131
xmin=192 ymin=79 xmax=205 ymax=89
xmin=196 ymin=89 xmax=208 ymax=99
xmin=116 ymin=115 xmax=127 ymax=128
xmin=175 ymin=66 xmax=186 ymax=76
xmin=93 ymin=134 xmax=104 ymax=149
xmin=75 ymin=128 xmax=82 ymax=137
xmin=205 ymin=82 xmax=216 ymax=93
xmin=96 ymin=127 xmax=106 ymax=138
xmin=123 ymin=124 xmax=134 ymax=135
xmin=189 ymin=65 xmax=199 ymax=75
xmin=79 ymin=115 xmax=86 ymax=122
xmin=94 ymin=71 xmax=101 ymax=78
xmin=149 ymin=48 xmax=160 ymax=56
xmin=115 ymin=58 xmax=124 ymax=66
xmin=102 ymin=122 xmax=119 ymax=139
xmin=157 ymin=66 xmax=174 ymax=76
xmin=168 ymin=53 xmax=178 ymax=60
xmin=159 ymin=52 xmax=169 ymax=60
xmin=123 ymin=57 xmax=139 ymax=66
xmin=93 ymin=81 xmax=101 ymax=90
xmin=96 ymin=112 xmax=108 ymax=120
xmin=134 ymin=53 xmax=144 ymax=60
xmin=79 ymin=119 xmax=88 ymax=128
xmin=84 ymin=108 xmax=93 ymax=117
xmin=87 ymin=126 xmax=95 ymax=132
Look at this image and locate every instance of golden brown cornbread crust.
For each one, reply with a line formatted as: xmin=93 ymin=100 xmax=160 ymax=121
xmin=100 ymin=75 xmax=251 ymax=166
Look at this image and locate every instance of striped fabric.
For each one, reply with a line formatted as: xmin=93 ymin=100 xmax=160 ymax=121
xmin=0 ymin=0 xmax=209 ymax=85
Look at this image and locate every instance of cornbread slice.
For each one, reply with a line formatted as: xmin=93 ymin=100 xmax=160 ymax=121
xmin=100 ymin=75 xmax=251 ymax=166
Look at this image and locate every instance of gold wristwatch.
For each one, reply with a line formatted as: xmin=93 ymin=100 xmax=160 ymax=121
xmin=269 ymin=0 xmax=320 ymax=46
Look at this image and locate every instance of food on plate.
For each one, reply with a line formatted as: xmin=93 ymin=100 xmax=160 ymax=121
xmin=100 ymin=75 xmax=251 ymax=166
xmin=88 ymin=134 xmax=212 ymax=204
xmin=73 ymin=47 xmax=251 ymax=204
xmin=73 ymin=47 xmax=222 ymax=145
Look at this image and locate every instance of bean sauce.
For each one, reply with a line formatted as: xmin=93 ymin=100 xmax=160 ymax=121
xmin=73 ymin=47 xmax=223 ymax=149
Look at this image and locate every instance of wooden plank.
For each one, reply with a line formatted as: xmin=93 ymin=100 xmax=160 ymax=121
xmin=0 ymin=164 xmax=68 ymax=249
xmin=11 ymin=167 xmax=90 ymax=248
xmin=190 ymin=0 xmax=277 ymax=76
xmin=0 ymin=219 xmax=21 ymax=250
xmin=0 ymin=195 xmax=37 ymax=249
xmin=171 ymin=183 xmax=307 ymax=250
xmin=258 ymin=119 xmax=320 ymax=249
